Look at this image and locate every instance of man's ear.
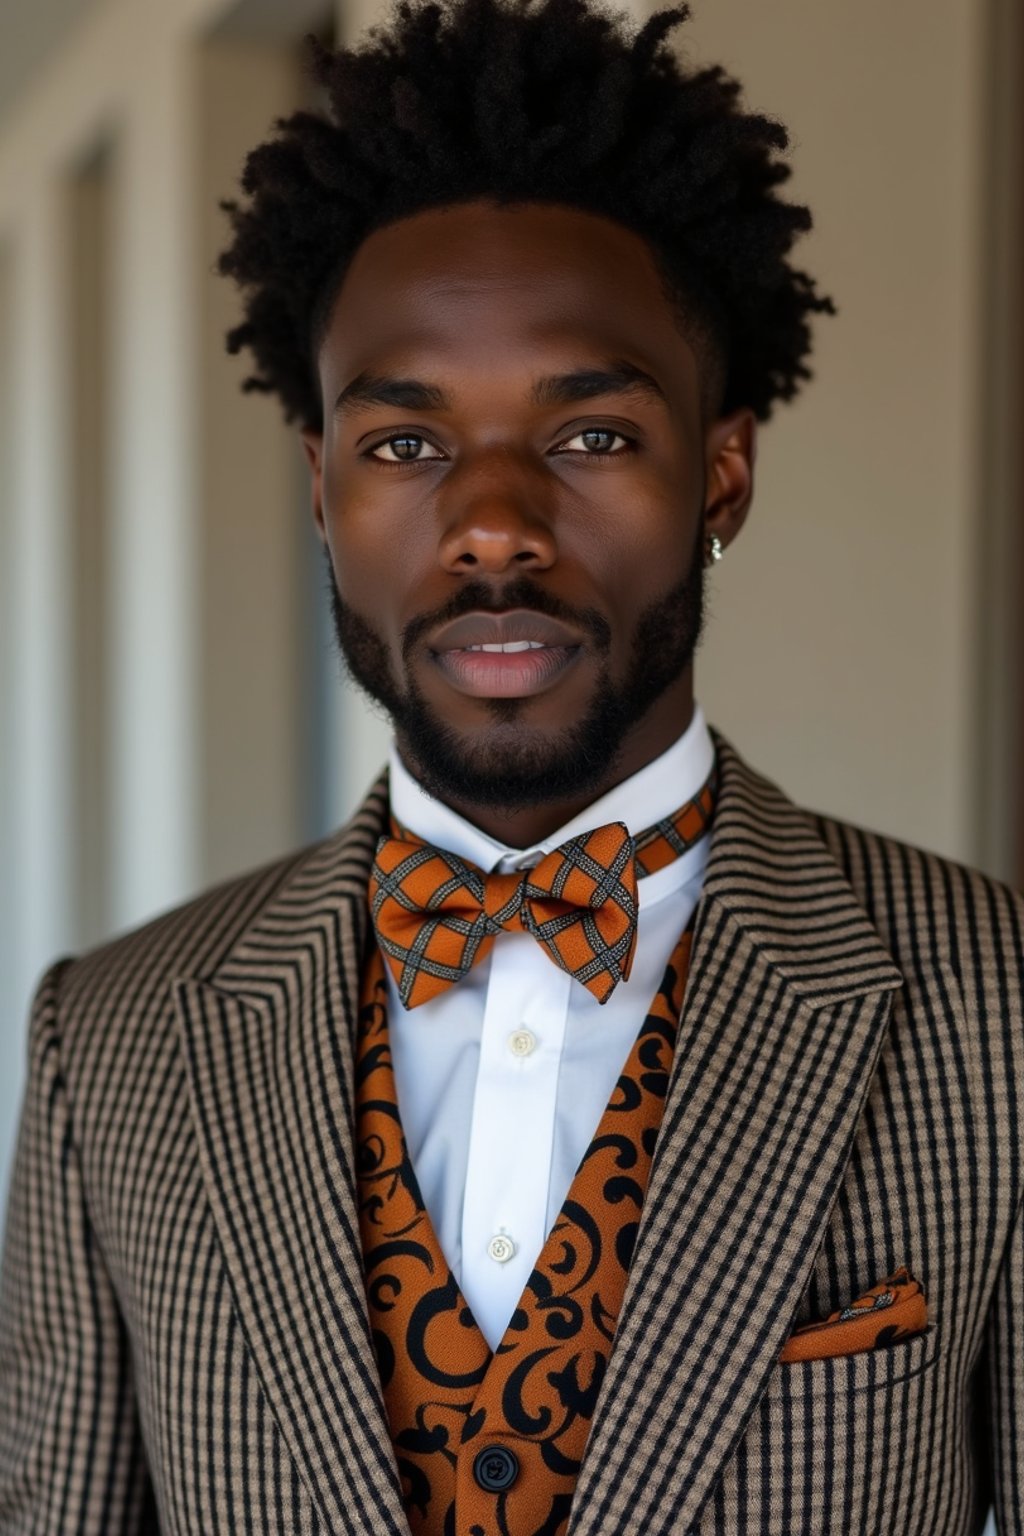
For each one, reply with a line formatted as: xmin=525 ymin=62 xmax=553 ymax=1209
xmin=299 ymin=429 xmax=327 ymax=543
xmin=703 ymin=406 xmax=757 ymax=554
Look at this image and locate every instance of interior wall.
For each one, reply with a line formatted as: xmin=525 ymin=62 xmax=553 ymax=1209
xmin=675 ymin=0 xmax=992 ymax=868
xmin=0 ymin=240 xmax=21 ymax=1176
xmin=974 ymin=0 xmax=1023 ymax=885
xmin=194 ymin=35 xmax=310 ymax=886
xmin=3 ymin=181 xmax=77 ymax=1050
xmin=0 ymin=0 xmax=232 ymax=1222
xmin=68 ymin=139 xmax=116 ymax=947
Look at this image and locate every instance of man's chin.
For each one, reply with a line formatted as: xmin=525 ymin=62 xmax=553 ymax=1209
xmin=394 ymin=707 xmax=619 ymax=812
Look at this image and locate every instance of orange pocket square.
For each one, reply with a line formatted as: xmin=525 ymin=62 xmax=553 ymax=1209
xmin=779 ymin=1264 xmax=928 ymax=1363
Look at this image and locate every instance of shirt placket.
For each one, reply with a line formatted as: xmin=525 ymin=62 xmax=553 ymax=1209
xmin=459 ymin=926 xmax=572 ymax=1350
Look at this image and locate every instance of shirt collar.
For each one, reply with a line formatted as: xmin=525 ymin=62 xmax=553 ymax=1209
xmin=387 ymin=702 xmax=715 ymax=876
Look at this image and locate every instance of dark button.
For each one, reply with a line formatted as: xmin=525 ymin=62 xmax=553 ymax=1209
xmin=473 ymin=1444 xmax=519 ymax=1492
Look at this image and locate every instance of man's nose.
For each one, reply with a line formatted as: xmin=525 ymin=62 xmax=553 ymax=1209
xmin=437 ymin=455 xmax=557 ymax=576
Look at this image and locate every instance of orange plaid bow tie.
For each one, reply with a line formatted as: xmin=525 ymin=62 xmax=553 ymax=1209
xmin=369 ymin=764 xmax=716 ymax=1009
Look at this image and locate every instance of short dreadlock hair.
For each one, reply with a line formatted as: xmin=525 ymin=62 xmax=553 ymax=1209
xmin=217 ymin=0 xmax=835 ymax=432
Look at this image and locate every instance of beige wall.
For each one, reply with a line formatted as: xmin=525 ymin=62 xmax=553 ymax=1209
xmin=683 ymin=0 xmax=1012 ymax=871
xmin=195 ymin=38 xmax=310 ymax=885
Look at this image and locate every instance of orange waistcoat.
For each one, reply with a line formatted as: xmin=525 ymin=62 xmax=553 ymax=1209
xmin=355 ymin=926 xmax=693 ymax=1536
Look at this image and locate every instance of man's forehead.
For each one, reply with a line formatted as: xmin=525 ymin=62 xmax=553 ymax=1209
xmin=314 ymin=201 xmax=705 ymax=418
xmin=321 ymin=253 xmax=690 ymax=393
xmin=323 ymin=201 xmax=675 ymax=342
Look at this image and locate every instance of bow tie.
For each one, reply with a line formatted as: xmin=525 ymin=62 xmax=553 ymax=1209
xmin=369 ymin=763 xmax=717 ymax=1010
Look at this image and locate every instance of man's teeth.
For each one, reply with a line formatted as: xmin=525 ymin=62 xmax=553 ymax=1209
xmin=464 ymin=641 xmax=549 ymax=652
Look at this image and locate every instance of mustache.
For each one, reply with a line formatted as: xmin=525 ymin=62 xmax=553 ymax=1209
xmin=400 ymin=576 xmax=612 ymax=661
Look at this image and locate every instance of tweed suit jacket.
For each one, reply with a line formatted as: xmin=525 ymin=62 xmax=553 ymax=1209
xmin=1 ymin=732 xmax=1022 ymax=1536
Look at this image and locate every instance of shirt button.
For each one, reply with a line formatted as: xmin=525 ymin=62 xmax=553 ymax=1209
xmin=508 ymin=1028 xmax=537 ymax=1058
xmin=487 ymin=1233 xmax=516 ymax=1264
xmin=473 ymin=1444 xmax=519 ymax=1492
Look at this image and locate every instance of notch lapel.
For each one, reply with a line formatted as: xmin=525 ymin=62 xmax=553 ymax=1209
xmin=173 ymin=773 xmax=411 ymax=1535
xmin=570 ymin=735 xmax=904 ymax=1536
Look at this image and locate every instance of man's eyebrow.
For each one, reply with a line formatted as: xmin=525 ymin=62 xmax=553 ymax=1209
xmin=335 ymin=373 xmax=449 ymax=418
xmin=529 ymin=361 xmax=667 ymax=410
xmin=333 ymin=359 xmax=666 ymax=419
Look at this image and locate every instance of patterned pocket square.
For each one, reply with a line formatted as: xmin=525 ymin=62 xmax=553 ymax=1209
xmin=779 ymin=1264 xmax=928 ymax=1363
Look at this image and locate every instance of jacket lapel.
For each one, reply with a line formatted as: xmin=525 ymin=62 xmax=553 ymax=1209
xmin=569 ymin=733 xmax=904 ymax=1535
xmin=172 ymin=773 xmax=411 ymax=1535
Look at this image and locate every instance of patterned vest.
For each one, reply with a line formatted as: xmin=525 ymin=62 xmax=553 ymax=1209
xmin=355 ymin=924 xmax=694 ymax=1536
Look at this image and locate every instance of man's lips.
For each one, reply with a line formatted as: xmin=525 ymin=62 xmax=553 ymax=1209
xmin=428 ymin=609 xmax=584 ymax=651
xmin=427 ymin=608 xmax=585 ymax=699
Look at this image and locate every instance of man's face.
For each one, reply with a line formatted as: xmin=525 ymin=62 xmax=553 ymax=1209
xmin=302 ymin=200 xmax=755 ymax=821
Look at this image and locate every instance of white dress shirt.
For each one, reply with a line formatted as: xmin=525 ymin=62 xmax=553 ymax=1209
xmin=385 ymin=704 xmax=715 ymax=1350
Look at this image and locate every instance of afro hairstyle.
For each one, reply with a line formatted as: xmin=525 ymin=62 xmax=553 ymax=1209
xmin=216 ymin=0 xmax=836 ymax=432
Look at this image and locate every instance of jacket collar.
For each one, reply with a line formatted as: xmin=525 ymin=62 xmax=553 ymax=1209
xmin=173 ymin=731 xmax=901 ymax=1533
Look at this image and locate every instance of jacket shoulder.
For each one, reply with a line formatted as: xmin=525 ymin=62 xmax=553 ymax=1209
xmin=27 ymin=772 xmax=389 ymax=1103
xmin=41 ymin=838 xmax=329 ymax=1067
xmin=810 ymin=808 xmax=1024 ymax=998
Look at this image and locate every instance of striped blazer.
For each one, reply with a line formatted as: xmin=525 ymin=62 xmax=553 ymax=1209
xmin=1 ymin=731 xmax=1022 ymax=1535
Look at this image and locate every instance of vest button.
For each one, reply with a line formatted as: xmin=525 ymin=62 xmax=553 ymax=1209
xmin=473 ymin=1444 xmax=519 ymax=1492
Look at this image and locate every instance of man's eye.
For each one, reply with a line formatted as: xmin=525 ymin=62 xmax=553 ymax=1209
xmin=556 ymin=428 xmax=632 ymax=455
xmin=367 ymin=434 xmax=444 ymax=463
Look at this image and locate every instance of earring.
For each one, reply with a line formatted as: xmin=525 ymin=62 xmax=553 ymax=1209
xmin=705 ymin=533 xmax=724 ymax=566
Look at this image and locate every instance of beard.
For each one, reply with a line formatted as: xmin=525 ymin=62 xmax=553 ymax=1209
xmin=322 ymin=538 xmax=705 ymax=812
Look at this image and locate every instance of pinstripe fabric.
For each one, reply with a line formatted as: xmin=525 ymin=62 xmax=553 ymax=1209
xmin=1 ymin=731 xmax=1021 ymax=1535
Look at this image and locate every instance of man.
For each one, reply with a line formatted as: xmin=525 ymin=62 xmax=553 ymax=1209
xmin=1 ymin=0 xmax=1021 ymax=1530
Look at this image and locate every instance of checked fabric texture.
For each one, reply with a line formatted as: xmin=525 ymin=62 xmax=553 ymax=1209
xmin=355 ymin=924 xmax=695 ymax=1536
xmin=4 ymin=732 xmax=1024 ymax=1536
xmin=369 ymin=763 xmax=716 ymax=1009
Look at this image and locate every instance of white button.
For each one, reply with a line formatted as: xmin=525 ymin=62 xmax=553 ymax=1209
xmin=487 ymin=1233 xmax=516 ymax=1264
xmin=508 ymin=1028 xmax=537 ymax=1058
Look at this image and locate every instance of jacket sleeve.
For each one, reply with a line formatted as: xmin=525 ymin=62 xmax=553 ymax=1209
xmin=989 ymin=1188 xmax=1024 ymax=1533
xmin=0 ymin=960 xmax=157 ymax=1534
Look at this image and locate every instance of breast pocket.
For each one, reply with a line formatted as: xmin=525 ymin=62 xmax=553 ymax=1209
xmin=704 ymin=1328 xmax=946 ymax=1536
xmin=769 ymin=1321 xmax=940 ymax=1405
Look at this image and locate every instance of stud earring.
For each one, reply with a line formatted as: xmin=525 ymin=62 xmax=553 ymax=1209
xmin=706 ymin=533 xmax=724 ymax=566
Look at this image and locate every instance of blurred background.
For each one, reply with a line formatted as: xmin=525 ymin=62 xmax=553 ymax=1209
xmin=0 ymin=3 xmax=1020 ymax=1503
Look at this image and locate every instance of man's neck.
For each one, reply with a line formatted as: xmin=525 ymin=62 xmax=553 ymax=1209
xmin=397 ymin=686 xmax=695 ymax=847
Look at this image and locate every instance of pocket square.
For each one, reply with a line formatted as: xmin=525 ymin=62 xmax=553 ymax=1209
xmin=779 ymin=1264 xmax=928 ymax=1363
